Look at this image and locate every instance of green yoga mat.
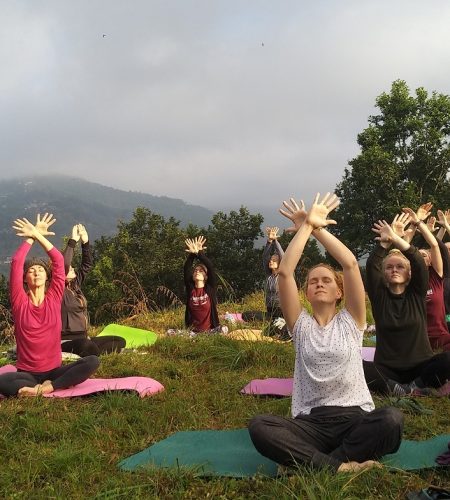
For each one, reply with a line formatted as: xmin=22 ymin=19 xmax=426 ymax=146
xmin=97 ymin=324 xmax=157 ymax=348
xmin=381 ymin=434 xmax=450 ymax=470
xmin=119 ymin=429 xmax=450 ymax=477
xmin=118 ymin=429 xmax=278 ymax=477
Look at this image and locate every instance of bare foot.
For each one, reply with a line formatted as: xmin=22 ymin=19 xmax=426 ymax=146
xmin=40 ymin=381 xmax=54 ymax=394
xmin=337 ymin=460 xmax=382 ymax=473
xmin=18 ymin=384 xmax=42 ymax=397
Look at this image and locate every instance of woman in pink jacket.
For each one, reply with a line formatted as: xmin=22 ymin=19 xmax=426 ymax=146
xmin=0 ymin=214 xmax=99 ymax=397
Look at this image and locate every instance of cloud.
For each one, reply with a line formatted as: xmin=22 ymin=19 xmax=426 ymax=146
xmin=1 ymin=1 xmax=450 ymax=209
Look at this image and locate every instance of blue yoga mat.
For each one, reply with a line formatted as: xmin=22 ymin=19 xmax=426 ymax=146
xmin=119 ymin=429 xmax=450 ymax=476
xmin=381 ymin=434 xmax=450 ymax=470
xmin=118 ymin=429 xmax=277 ymax=477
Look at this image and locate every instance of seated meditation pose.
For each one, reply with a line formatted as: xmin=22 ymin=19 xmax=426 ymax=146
xmin=0 ymin=214 xmax=99 ymax=397
xmin=363 ymin=209 xmax=450 ymax=396
xmin=172 ymin=236 xmax=226 ymax=336
xmin=242 ymin=226 xmax=289 ymax=338
xmin=249 ymin=194 xmax=403 ymax=473
xmin=61 ymin=224 xmax=125 ymax=356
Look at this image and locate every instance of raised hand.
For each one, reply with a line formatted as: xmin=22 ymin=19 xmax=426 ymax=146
xmin=436 ymin=209 xmax=450 ymax=228
xmin=372 ymin=220 xmax=395 ymax=248
xmin=195 ymin=235 xmax=207 ymax=252
xmin=266 ymin=226 xmax=280 ymax=241
xmin=402 ymin=207 xmax=421 ymax=224
xmin=78 ymin=224 xmax=89 ymax=244
xmin=71 ymin=224 xmax=80 ymax=242
xmin=34 ymin=213 xmax=56 ymax=236
xmin=415 ymin=202 xmax=433 ymax=222
xmin=185 ymin=238 xmax=198 ymax=254
xmin=279 ymin=198 xmax=307 ymax=233
xmin=306 ymin=192 xmax=340 ymax=229
xmin=391 ymin=212 xmax=411 ymax=238
xmin=426 ymin=216 xmax=437 ymax=233
xmin=12 ymin=218 xmax=37 ymax=239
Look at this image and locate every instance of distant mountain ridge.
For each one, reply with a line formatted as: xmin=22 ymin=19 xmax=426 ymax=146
xmin=0 ymin=175 xmax=214 ymax=273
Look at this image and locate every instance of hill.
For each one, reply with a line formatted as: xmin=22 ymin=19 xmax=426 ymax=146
xmin=0 ymin=175 xmax=213 ymax=273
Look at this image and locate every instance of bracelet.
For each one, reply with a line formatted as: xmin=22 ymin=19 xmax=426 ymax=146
xmin=411 ymin=221 xmax=423 ymax=227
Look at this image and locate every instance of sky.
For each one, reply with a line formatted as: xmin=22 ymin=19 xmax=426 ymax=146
xmin=1 ymin=1 xmax=450 ymax=216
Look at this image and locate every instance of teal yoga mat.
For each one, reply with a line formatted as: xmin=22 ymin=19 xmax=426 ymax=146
xmin=119 ymin=429 xmax=450 ymax=476
xmin=118 ymin=429 xmax=278 ymax=477
xmin=381 ymin=434 xmax=450 ymax=470
xmin=97 ymin=324 xmax=157 ymax=348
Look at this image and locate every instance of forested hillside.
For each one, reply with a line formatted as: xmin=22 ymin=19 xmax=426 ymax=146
xmin=0 ymin=175 xmax=213 ymax=273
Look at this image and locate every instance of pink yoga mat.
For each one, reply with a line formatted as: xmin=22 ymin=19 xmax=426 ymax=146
xmin=0 ymin=364 xmax=164 ymax=398
xmin=0 ymin=364 xmax=16 ymax=375
xmin=44 ymin=377 xmax=164 ymax=398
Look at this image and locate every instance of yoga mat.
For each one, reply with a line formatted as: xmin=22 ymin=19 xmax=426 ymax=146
xmin=436 ymin=381 xmax=450 ymax=397
xmin=361 ymin=346 xmax=375 ymax=361
xmin=222 ymin=312 xmax=245 ymax=323
xmin=381 ymin=434 xmax=450 ymax=470
xmin=0 ymin=364 xmax=16 ymax=375
xmin=0 ymin=364 xmax=164 ymax=399
xmin=241 ymin=378 xmax=293 ymax=396
xmin=119 ymin=429 xmax=450 ymax=476
xmin=227 ymin=329 xmax=272 ymax=342
xmin=118 ymin=429 xmax=278 ymax=477
xmin=226 ymin=329 xmax=277 ymax=342
xmin=241 ymin=349 xmax=375 ymax=396
xmin=97 ymin=324 xmax=157 ymax=348
xmin=44 ymin=376 xmax=164 ymax=398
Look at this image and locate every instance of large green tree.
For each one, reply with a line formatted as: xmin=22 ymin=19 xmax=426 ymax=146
xmin=335 ymin=80 xmax=450 ymax=258
xmin=84 ymin=207 xmax=186 ymax=322
xmin=204 ymin=207 xmax=264 ymax=299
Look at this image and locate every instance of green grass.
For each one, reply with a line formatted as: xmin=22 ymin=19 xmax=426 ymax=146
xmin=0 ymin=299 xmax=449 ymax=498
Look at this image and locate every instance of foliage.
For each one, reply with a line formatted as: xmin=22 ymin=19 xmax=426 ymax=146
xmin=83 ymin=208 xmax=186 ymax=323
xmin=84 ymin=206 xmax=268 ymax=323
xmin=335 ymin=80 xmax=450 ymax=258
xmin=203 ymin=206 xmax=265 ymax=300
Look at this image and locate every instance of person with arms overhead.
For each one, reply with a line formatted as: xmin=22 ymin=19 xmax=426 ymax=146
xmin=0 ymin=214 xmax=99 ymax=397
xmin=61 ymin=224 xmax=125 ymax=356
xmin=249 ymin=194 xmax=402 ymax=473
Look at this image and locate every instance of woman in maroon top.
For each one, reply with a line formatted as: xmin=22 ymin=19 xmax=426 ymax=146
xmin=183 ymin=236 xmax=225 ymax=334
xmin=402 ymin=207 xmax=450 ymax=351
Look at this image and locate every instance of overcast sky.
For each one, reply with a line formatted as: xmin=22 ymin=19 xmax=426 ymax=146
xmin=1 ymin=1 xmax=449 ymax=215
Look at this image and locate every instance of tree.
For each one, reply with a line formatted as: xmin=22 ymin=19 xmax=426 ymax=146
xmin=335 ymin=80 xmax=450 ymax=258
xmin=204 ymin=207 xmax=264 ymax=299
xmin=84 ymin=208 xmax=186 ymax=323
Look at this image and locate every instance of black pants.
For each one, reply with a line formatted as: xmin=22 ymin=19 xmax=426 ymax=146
xmin=61 ymin=336 xmax=126 ymax=357
xmin=363 ymin=352 xmax=450 ymax=394
xmin=248 ymin=406 xmax=403 ymax=471
xmin=0 ymin=355 xmax=100 ymax=397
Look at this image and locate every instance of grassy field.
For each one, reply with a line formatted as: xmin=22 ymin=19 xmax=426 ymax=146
xmin=0 ymin=297 xmax=449 ymax=499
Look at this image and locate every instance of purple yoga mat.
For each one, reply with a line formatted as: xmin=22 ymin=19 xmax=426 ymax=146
xmin=240 ymin=378 xmax=293 ymax=396
xmin=361 ymin=346 xmax=375 ymax=361
xmin=0 ymin=364 xmax=164 ymax=398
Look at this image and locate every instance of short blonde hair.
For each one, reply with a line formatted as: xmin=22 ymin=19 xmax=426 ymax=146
xmin=303 ymin=263 xmax=344 ymax=306
xmin=382 ymin=249 xmax=410 ymax=273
